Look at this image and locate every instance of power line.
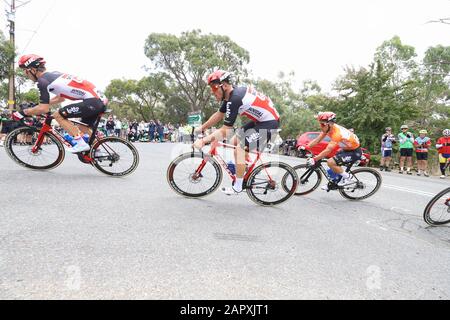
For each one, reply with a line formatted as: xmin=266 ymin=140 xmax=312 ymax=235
xmin=20 ymin=0 xmax=56 ymax=54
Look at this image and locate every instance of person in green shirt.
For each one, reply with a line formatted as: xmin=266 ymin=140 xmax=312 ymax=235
xmin=398 ymin=124 xmax=415 ymax=175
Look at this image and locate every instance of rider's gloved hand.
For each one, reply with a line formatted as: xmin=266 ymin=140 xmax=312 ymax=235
xmin=12 ymin=111 xmax=26 ymax=121
xmin=306 ymin=157 xmax=316 ymax=167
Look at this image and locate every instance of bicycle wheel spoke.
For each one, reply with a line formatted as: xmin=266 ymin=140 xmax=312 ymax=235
xmin=6 ymin=128 xmax=64 ymax=170
xmin=424 ymin=188 xmax=450 ymax=226
xmin=91 ymin=137 xmax=139 ymax=176
xmin=167 ymin=153 xmax=222 ymax=198
xmin=247 ymin=162 xmax=297 ymax=206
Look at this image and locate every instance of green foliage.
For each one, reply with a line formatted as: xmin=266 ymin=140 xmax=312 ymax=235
xmin=144 ymin=29 xmax=250 ymax=112
xmin=0 ymin=31 xmax=15 ymax=82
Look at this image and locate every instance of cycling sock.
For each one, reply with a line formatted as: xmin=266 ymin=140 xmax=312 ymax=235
xmin=234 ymin=178 xmax=244 ymax=192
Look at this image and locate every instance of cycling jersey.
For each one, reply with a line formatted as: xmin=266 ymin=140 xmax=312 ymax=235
xmin=398 ymin=132 xmax=414 ymax=149
xmin=414 ymin=137 xmax=431 ymax=153
xmin=219 ymin=86 xmax=280 ymax=126
xmin=37 ymin=71 xmax=101 ymax=104
xmin=437 ymin=137 xmax=450 ymax=154
xmin=327 ymin=124 xmax=360 ymax=151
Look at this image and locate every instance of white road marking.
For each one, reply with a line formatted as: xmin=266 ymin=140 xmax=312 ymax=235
xmin=383 ymin=184 xmax=436 ymax=197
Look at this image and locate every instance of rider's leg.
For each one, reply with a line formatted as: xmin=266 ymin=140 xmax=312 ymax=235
xmin=53 ymin=111 xmax=82 ymax=137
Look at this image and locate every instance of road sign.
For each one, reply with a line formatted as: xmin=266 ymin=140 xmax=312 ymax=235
xmin=188 ymin=112 xmax=202 ymax=126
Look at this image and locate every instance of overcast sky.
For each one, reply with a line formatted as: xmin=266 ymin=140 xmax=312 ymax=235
xmin=1 ymin=0 xmax=449 ymax=92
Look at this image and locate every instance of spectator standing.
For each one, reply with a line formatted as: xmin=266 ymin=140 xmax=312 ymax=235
xmin=149 ymin=120 xmax=156 ymax=142
xmin=414 ymin=130 xmax=431 ymax=177
xmin=121 ymin=119 xmax=129 ymax=139
xmin=380 ymin=127 xmax=396 ymax=172
xmin=156 ymin=121 xmax=164 ymax=143
xmin=436 ymin=129 xmax=450 ymax=179
xmin=114 ymin=118 xmax=122 ymax=137
xmin=398 ymin=125 xmax=415 ymax=175
xmin=106 ymin=116 xmax=115 ymax=137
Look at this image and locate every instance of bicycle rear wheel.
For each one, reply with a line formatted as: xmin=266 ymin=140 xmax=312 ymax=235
xmin=424 ymin=187 xmax=450 ymax=226
xmin=339 ymin=168 xmax=382 ymax=201
xmin=291 ymin=164 xmax=322 ymax=196
xmin=90 ymin=137 xmax=139 ymax=177
xmin=4 ymin=126 xmax=65 ymax=170
xmin=246 ymin=162 xmax=298 ymax=206
xmin=167 ymin=152 xmax=222 ymax=198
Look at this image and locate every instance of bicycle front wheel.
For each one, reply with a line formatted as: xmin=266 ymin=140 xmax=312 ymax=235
xmin=291 ymin=164 xmax=322 ymax=196
xmin=339 ymin=168 xmax=382 ymax=201
xmin=167 ymin=152 xmax=223 ymax=198
xmin=424 ymin=187 xmax=450 ymax=226
xmin=4 ymin=126 xmax=65 ymax=170
xmin=246 ymin=162 xmax=298 ymax=206
xmin=90 ymin=137 xmax=139 ymax=177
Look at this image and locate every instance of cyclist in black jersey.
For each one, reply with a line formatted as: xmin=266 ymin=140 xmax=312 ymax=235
xmin=193 ymin=70 xmax=280 ymax=195
xmin=12 ymin=54 xmax=106 ymax=153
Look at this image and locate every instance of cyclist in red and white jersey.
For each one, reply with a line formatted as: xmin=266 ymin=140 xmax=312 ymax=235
xmin=12 ymin=54 xmax=106 ymax=153
xmin=193 ymin=70 xmax=280 ymax=195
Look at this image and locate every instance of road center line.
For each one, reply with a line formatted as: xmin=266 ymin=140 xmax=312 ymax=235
xmin=383 ymin=184 xmax=436 ymax=197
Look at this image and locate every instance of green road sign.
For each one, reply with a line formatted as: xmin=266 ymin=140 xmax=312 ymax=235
xmin=188 ymin=113 xmax=202 ymax=126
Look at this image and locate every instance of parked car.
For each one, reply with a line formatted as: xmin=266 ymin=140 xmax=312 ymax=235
xmin=295 ymin=132 xmax=371 ymax=166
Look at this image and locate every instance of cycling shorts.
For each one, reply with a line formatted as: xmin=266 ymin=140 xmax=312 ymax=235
xmin=58 ymin=98 xmax=106 ymax=127
xmin=416 ymin=152 xmax=428 ymax=161
xmin=382 ymin=149 xmax=392 ymax=158
xmin=334 ymin=148 xmax=363 ymax=166
xmin=439 ymin=154 xmax=450 ymax=164
xmin=400 ymin=148 xmax=413 ymax=157
xmin=236 ymin=120 xmax=279 ymax=152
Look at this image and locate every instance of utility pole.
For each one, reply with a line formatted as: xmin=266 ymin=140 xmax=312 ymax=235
xmin=7 ymin=0 xmax=16 ymax=111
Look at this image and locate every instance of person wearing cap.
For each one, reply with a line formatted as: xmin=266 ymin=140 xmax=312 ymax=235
xmin=398 ymin=125 xmax=415 ymax=175
xmin=436 ymin=129 xmax=450 ymax=179
xmin=414 ymin=130 xmax=431 ymax=177
xmin=380 ymin=127 xmax=396 ymax=172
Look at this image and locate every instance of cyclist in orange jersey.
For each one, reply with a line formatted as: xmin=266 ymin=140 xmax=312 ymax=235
xmin=304 ymin=112 xmax=362 ymax=190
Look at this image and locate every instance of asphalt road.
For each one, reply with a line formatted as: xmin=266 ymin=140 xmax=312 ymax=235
xmin=0 ymin=143 xmax=449 ymax=300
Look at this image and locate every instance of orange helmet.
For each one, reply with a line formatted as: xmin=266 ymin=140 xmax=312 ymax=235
xmin=316 ymin=112 xmax=337 ymax=123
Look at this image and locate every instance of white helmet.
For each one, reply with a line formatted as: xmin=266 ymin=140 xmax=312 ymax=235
xmin=443 ymin=129 xmax=450 ymax=137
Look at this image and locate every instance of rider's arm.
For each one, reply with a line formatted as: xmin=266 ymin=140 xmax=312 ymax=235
xmin=50 ymin=96 xmax=66 ymax=105
xmin=314 ymin=141 xmax=338 ymax=161
xmin=23 ymin=104 xmax=50 ymax=116
xmin=202 ymin=125 xmax=233 ymax=144
xmin=198 ymin=111 xmax=225 ymax=132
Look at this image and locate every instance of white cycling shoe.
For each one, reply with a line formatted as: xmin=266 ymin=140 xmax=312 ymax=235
xmin=67 ymin=140 xmax=90 ymax=154
xmin=221 ymin=187 xmax=243 ymax=196
xmin=338 ymin=176 xmax=356 ymax=187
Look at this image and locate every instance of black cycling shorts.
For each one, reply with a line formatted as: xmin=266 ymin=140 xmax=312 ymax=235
xmin=416 ymin=152 xmax=428 ymax=161
xmin=236 ymin=120 xmax=279 ymax=152
xmin=400 ymin=148 xmax=413 ymax=157
xmin=58 ymin=98 xmax=106 ymax=127
xmin=334 ymin=148 xmax=363 ymax=166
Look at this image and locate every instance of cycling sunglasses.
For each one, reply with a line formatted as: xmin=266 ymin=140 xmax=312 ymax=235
xmin=210 ymin=83 xmax=221 ymax=93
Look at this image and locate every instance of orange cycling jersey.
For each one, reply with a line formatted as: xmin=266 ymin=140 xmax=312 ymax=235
xmin=327 ymin=124 xmax=360 ymax=150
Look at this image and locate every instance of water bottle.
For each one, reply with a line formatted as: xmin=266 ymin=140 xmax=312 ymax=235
xmin=327 ymin=168 xmax=342 ymax=182
xmin=227 ymin=161 xmax=236 ymax=175
xmin=63 ymin=133 xmax=76 ymax=146
xmin=83 ymin=134 xmax=90 ymax=143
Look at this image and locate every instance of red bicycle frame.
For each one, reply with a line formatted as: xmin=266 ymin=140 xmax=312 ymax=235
xmin=195 ymin=140 xmax=272 ymax=184
xmin=28 ymin=112 xmax=104 ymax=163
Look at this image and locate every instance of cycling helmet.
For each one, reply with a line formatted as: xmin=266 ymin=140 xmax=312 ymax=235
xmin=18 ymin=54 xmax=46 ymax=69
xmin=443 ymin=129 xmax=450 ymax=137
xmin=419 ymin=130 xmax=428 ymax=135
xmin=207 ymin=70 xmax=232 ymax=85
xmin=401 ymin=125 xmax=409 ymax=130
xmin=316 ymin=112 xmax=337 ymax=123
